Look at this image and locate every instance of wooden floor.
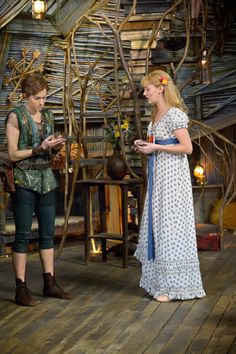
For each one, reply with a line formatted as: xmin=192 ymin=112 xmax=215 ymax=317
xmin=1 ymin=240 xmax=236 ymax=354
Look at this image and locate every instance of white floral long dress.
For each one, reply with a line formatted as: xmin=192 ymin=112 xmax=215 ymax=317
xmin=135 ymin=107 xmax=206 ymax=300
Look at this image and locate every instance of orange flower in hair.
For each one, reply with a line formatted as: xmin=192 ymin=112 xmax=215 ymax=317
xmin=159 ymin=77 xmax=168 ymax=86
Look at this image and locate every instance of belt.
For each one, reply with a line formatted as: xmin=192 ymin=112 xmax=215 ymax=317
xmin=17 ymin=162 xmax=51 ymax=170
xmin=155 ymin=137 xmax=179 ymax=145
xmin=147 ymin=137 xmax=179 ymax=261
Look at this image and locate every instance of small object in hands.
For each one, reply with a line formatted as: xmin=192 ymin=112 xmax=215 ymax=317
xmin=135 ymin=140 xmax=147 ymax=146
xmin=134 ymin=139 xmax=145 ymax=146
xmin=138 ymin=141 xmax=147 ymax=146
xmin=133 ymin=139 xmax=147 ymax=151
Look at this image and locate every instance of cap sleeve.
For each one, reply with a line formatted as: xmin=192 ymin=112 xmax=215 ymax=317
xmin=6 ymin=111 xmax=19 ymax=129
xmin=168 ymin=108 xmax=189 ymax=132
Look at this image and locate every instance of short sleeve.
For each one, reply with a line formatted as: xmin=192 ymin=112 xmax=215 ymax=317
xmin=168 ymin=108 xmax=189 ymax=132
xmin=6 ymin=111 xmax=19 ymax=129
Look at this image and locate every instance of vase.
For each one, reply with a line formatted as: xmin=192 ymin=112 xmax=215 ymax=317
xmin=106 ymin=149 xmax=127 ymax=180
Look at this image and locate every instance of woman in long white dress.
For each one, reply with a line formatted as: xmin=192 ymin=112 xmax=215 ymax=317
xmin=134 ymin=70 xmax=206 ymax=302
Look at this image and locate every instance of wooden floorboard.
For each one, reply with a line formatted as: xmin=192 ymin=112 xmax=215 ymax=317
xmin=1 ymin=241 xmax=236 ymax=353
xmin=186 ymin=295 xmax=232 ymax=353
xmin=145 ymin=301 xmax=196 ymax=353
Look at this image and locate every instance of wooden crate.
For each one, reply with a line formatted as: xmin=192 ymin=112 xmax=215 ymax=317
xmin=196 ymin=223 xmax=220 ymax=251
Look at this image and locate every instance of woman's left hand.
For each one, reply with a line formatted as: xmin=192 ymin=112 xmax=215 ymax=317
xmin=42 ymin=135 xmax=66 ymax=150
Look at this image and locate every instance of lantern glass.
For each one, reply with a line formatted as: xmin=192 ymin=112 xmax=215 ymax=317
xmin=32 ymin=0 xmax=46 ymax=20
xmin=199 ymin=49 xmax=212 ymax=84
xmin=193 ymin=164 xmax=206 ymax=185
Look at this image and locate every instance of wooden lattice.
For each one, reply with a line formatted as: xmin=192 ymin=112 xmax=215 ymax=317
xmin=3 ymin=47 xmax=44 ymax=102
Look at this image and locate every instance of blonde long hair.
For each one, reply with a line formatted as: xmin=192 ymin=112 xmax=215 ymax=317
xmin=141 ymin=69 xmax=188 ymax=113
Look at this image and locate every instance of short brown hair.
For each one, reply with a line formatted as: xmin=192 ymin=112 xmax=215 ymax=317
xmin=21 ymin=73 xmax=49 ymax=97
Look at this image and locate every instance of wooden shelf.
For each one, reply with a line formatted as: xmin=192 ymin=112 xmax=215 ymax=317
xmin=88 ymin=232 xmax=138 ymax=241
xmin=192 ymin=184 xmax=224 ymax=189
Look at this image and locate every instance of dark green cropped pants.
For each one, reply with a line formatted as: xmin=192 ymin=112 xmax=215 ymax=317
xmin=12 ymin=187 xmax=56 ymax=253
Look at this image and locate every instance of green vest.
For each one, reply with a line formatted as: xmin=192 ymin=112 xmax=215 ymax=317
xmin=11 ymin=105 xmax=58 ymax=195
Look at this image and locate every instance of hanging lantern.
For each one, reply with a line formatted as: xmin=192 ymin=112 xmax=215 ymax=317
xmin=32 ymin=0 xmax=47 ymax=20
xmin=199 ymin=48 xmax=212 ymax=84
xmin=193 ymin=164 xmax=206 ymax=185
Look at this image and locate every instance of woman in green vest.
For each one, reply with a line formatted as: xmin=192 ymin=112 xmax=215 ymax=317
xmin=6 ymin=73 xmax=71 ymax=306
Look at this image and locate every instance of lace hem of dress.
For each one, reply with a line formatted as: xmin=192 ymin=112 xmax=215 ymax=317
xmin=134 ymin=249 xmax=200 ymax=272
xmin=135 ymin=249 xmax=206 ymax=300
xmin=139 ymin=277 xmax=206 ymax=300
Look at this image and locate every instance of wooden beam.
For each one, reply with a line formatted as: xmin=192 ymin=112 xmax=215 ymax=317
xmin=58 ymin=0 xmax=96 ymax=37
xmin=4 ymin=16 xmax=60 ymax=36
xmin=0 ymin=0 xmax=29 ymax=29
xmin=189 ymin=69 xmax=236 ymax=96
xmin=127 ymin=14 xmax=172 ymax=21
xmin=204 ymin=95 xmax=236 ymax=119
xmin=190 ymin=113 xmax=236 ymax=140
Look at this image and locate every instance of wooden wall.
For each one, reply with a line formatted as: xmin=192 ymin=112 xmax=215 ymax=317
xmin=0 ymin=0 xmax=235 ymax=223
xmin=1 ymin=1 xmax=235 ymax=153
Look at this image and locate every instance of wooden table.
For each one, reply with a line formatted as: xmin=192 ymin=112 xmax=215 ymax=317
xmin=77 ymin=178 xmax=144 ymax=267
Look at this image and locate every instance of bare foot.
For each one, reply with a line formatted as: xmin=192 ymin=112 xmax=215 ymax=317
xmin=154 ymin=295 xmax=170 ymax=302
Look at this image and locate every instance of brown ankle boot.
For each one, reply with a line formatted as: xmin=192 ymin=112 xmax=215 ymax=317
xmin=42 ymin=273 xmax=72 ymax=299
xmin=15 ymin=279 xmax=40 ymax=307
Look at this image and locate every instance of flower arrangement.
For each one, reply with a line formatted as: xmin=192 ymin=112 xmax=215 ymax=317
xmin=159 ymin=77 xmax=168 ymax=86
xmin=104 ymin=119 xmax=129 ymax=150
